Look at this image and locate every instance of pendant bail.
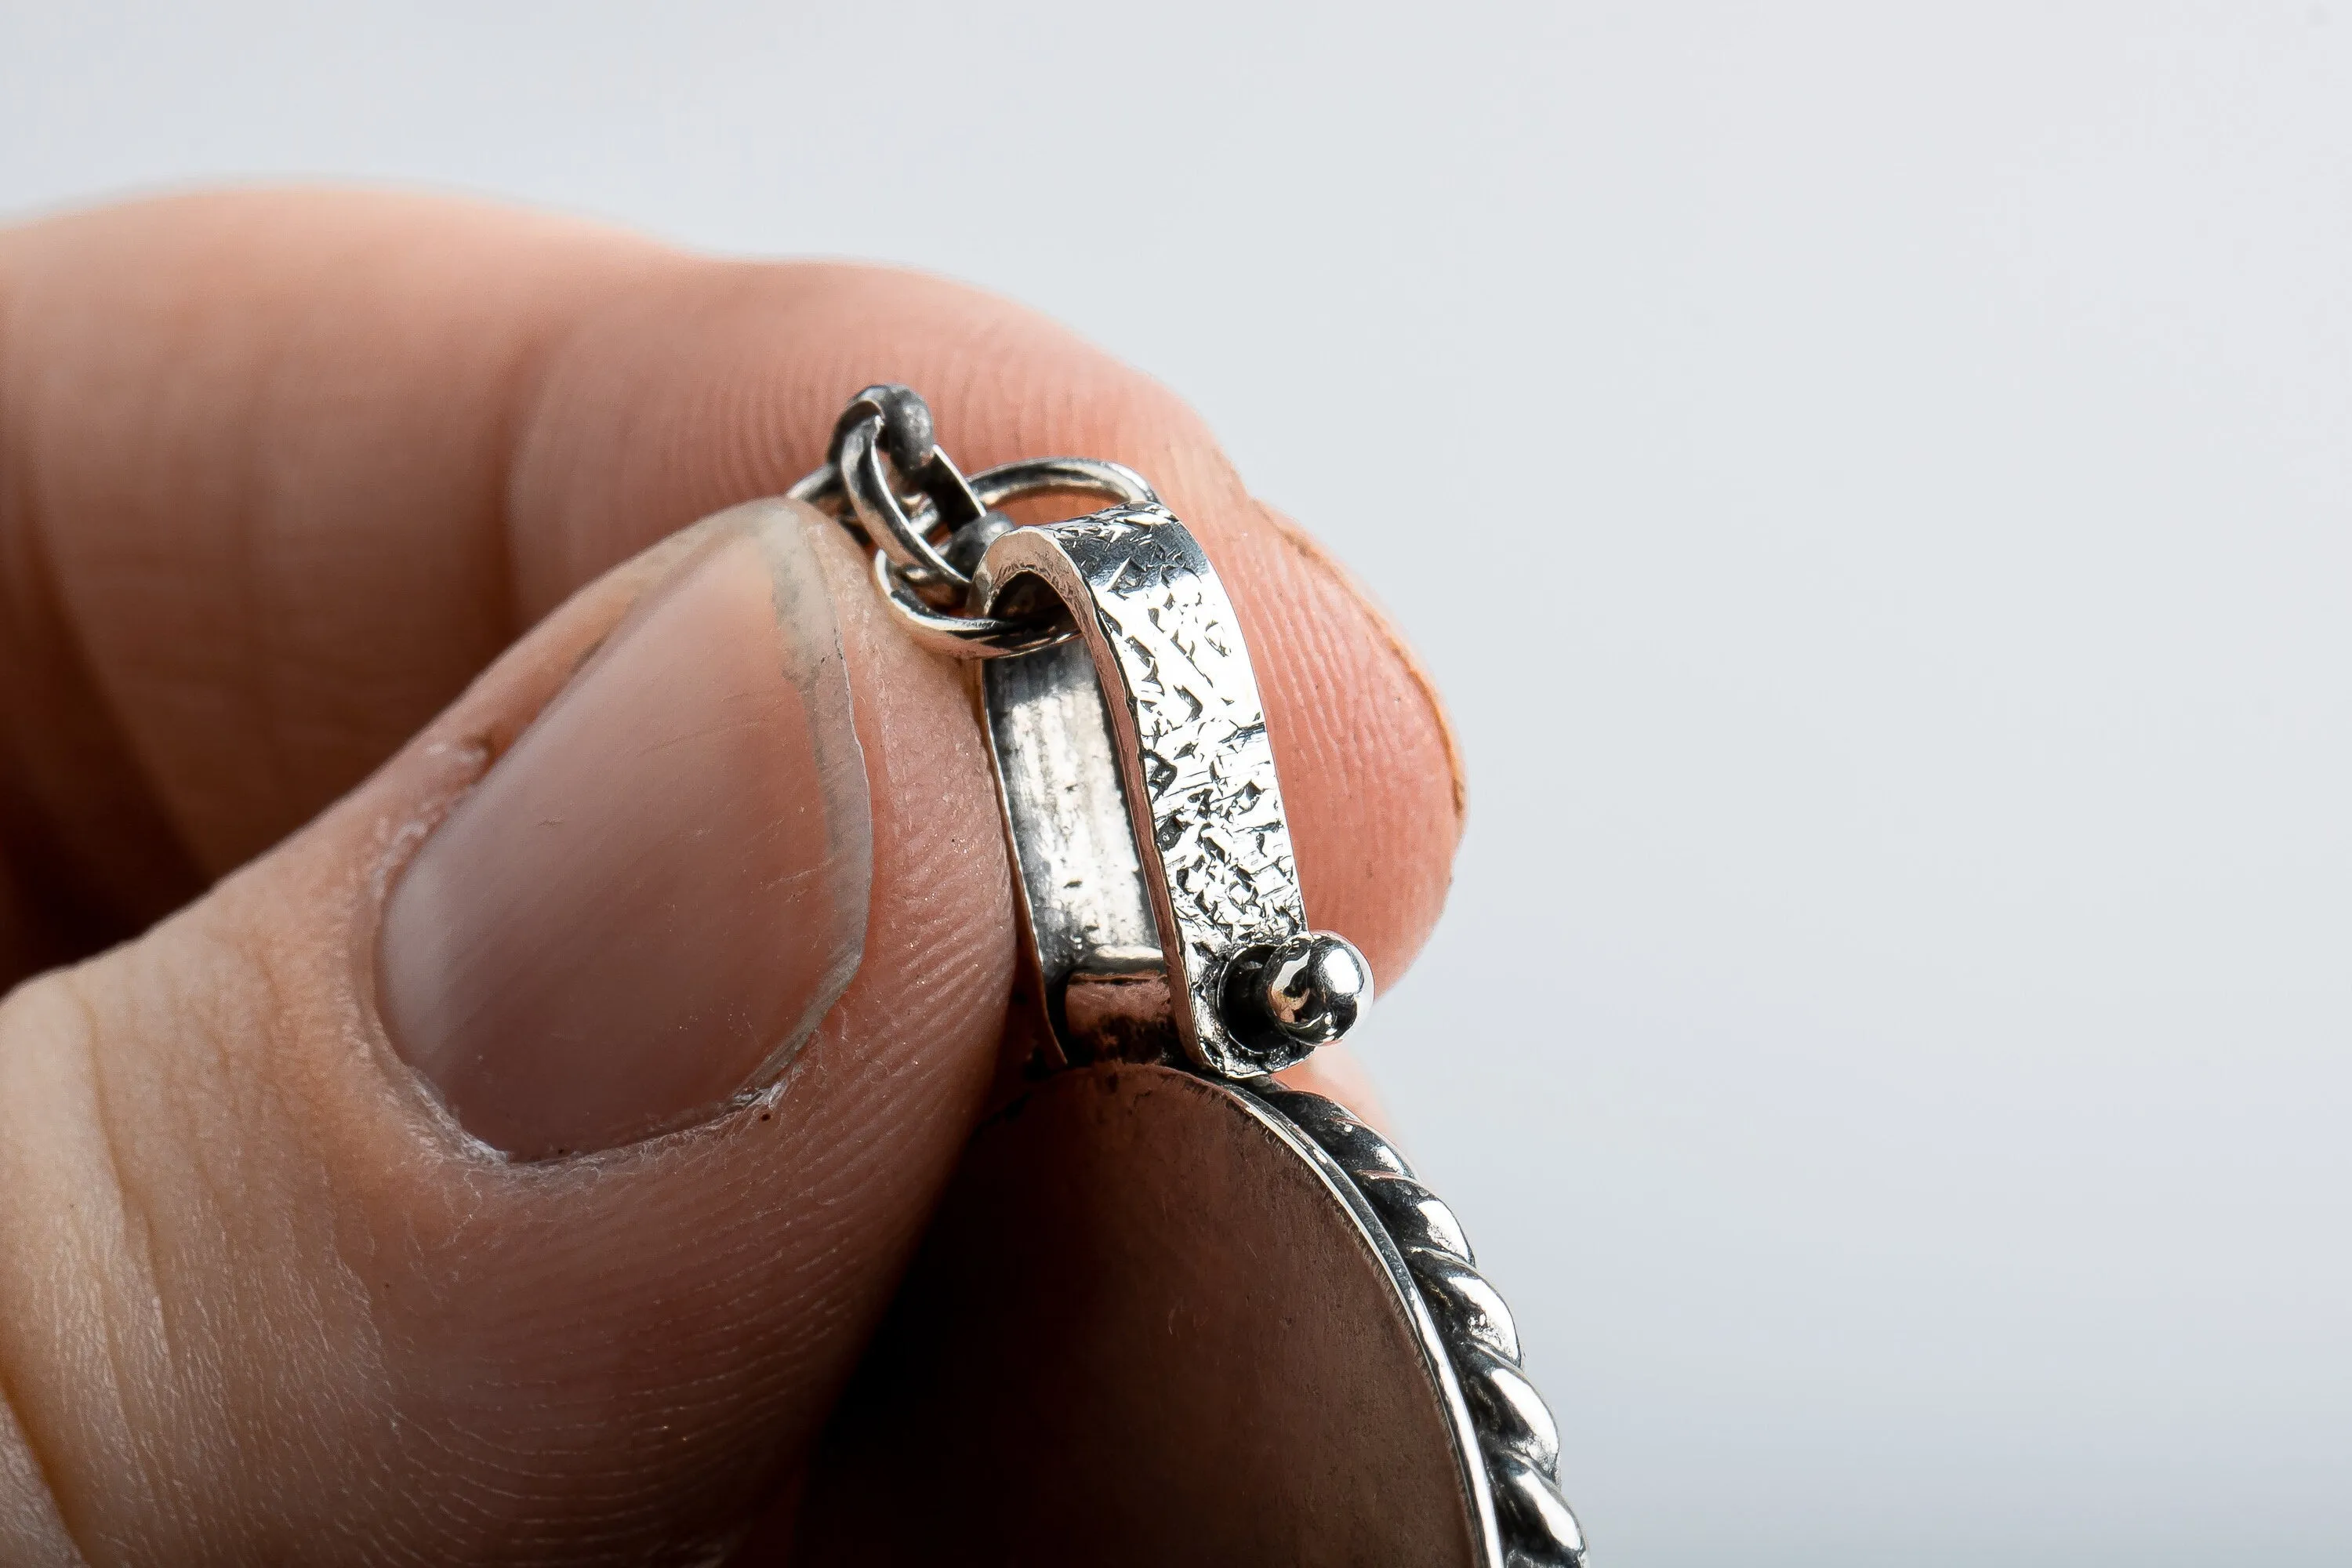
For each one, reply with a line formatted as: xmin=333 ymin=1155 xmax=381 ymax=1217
xmin=786 ymin=387 xmax=1583 ymax=1568
xmin=971 ymin=505 xmax=1370 ymax=1078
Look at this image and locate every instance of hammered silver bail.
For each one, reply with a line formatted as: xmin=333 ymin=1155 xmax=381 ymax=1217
xmin=972 ymin=507 xmax=1367 ymax=1078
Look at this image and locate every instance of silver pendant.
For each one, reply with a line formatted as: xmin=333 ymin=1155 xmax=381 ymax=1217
xmin=786 ymin=388 xmax=1586 ymax=1566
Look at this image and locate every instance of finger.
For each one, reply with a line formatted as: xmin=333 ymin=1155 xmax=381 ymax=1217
xmin=0 ymin=495 xmax=1013 ymax=1561
xmin=1275 ymin=1044 xmax=1397 ymax=1134
xmin=0 ymin=190 xmax=1464 ymax=997
xmin=0 ymin=190 xmax=1464 ymax=1560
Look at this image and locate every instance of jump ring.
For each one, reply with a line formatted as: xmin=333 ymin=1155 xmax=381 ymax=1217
xmin=789 ymin=384 xmax=1166 ymax=658
xmin=870 ymin=550 xmax=1072 ymax=658
xmin=970 ymin=456 xmax=1158 ymax=512
xmin=840 ymin=415 xmax=970 ymax=594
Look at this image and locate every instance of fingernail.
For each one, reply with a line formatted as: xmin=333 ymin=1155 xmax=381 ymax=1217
xmin=377 ymin=501 xmax=871 ymax=1160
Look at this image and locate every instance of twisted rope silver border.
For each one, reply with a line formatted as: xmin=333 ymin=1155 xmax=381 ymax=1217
xmin=1247 ymin=1080 xmax=1588 ymax=1568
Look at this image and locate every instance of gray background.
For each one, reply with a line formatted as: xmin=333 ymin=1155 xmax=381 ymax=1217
xmin=5 ymin=3 xmax=2347 ymax=1562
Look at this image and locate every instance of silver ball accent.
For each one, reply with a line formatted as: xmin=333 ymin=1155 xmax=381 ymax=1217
xmin=1256 ymin=932 xmax=1373 ymax=1047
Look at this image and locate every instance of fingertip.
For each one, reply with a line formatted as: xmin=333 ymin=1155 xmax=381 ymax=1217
xmin=1220 ymin=503 xmax=1467 ymax=994
xmin=1274 ymin=1044 xmax=1398 ymax=1138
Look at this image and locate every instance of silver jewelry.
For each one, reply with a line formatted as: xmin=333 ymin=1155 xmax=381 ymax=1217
xmin=787 ymin=388 xmax=1586 ymax=1566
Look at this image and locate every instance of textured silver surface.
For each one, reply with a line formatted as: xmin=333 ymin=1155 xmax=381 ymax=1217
xmin=975 ymin=506 xmax=1313 ymax=1076
xmin=1250 ymin=1079 xmax=1589 ymax=1568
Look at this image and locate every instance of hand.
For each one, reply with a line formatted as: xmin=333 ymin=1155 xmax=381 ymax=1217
xmin=0 ymin=191 xmax=1464 ymax=1564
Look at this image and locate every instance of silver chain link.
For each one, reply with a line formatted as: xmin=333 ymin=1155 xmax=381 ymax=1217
xmin=789 ymin=384 xmax=1160 ymax=658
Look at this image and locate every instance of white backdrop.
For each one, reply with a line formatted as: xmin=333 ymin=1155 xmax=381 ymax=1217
xmin=5 ymin=4 xmax=2347 ymax=1562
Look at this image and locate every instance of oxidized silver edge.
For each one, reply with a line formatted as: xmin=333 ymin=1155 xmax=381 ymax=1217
xmin=1244 ymin=1080 xmax=1589 ymax=1568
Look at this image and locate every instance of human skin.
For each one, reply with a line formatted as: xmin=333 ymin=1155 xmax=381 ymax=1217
xmin=0 ymin=191 xmax=1463 ymax=1563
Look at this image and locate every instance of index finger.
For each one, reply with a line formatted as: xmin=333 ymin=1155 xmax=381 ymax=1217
xmin=0 ymin=188 xmax=1463 ymax=993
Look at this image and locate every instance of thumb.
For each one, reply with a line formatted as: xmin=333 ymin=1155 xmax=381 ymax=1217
xmin=0 ymin=499 xmax=1013 ymax=1563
